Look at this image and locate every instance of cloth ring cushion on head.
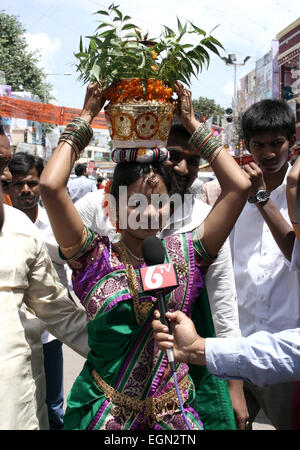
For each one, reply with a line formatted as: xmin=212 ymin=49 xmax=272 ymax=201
xmin=112 ymin=148 xmax=169 ymax=163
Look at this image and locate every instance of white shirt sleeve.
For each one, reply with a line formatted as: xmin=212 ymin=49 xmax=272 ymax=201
xmin=25 ymin=238 xmax=90 ymax=358
xmin=205 ymin=238 xmax=241 ymax=338
xmin=205 ymin=328 xmax=300 ymax=386
xmin=75 ymin=190 xmax=101 ymax=229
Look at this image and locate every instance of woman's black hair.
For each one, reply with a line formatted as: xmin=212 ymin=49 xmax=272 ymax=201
xmin=8 ymin=152 xmax=44 ymax=177
xmin=241 ymin=99 xmax=296 ymax=143
xmin=110 ymin=161 xmax=174 ymax=201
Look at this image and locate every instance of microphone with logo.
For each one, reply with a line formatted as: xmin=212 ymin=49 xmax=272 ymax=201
xmin=140 ymin=235 xmax=193 ymax=430
xmin=140 ymin=235 xmax=178 ymax=371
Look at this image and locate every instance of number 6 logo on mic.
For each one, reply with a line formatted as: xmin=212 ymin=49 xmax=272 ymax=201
xmin=140 ymin=263 xmax=178 ymax=294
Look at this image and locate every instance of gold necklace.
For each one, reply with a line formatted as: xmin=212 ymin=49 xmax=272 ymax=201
xmin=117 ymin=240 xmax=153 ymax=326
xmin=120 ymin=239 xmax=144 ymax=262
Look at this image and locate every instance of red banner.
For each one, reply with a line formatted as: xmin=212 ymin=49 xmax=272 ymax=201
xmin=0 ymin=96 xmax=107 ymax=129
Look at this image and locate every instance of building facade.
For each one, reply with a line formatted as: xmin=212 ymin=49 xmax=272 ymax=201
xmin=276 ymin=18 xmax=300 ymax=149
xmin=238 ymin=40 xmax=280 ymax=113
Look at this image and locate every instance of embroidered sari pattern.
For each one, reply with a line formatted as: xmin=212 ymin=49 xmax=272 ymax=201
xmin=84 ymin=233 xmax=203 ymax=430
xmin=63 ymin=230 xmax=235 ymax=430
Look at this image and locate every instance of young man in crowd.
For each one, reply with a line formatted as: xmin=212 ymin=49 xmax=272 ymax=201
xmin=67 ymin=162 xmax=97 ymax=203
xmin=202 ymin=99 xmax=298 ymax=430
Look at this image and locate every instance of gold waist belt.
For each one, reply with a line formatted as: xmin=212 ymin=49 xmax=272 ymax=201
xmin=92 ymin=369 xmax=192 ymax=423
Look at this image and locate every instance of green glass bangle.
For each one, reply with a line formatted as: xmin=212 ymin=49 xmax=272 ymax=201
xmin=72 ymin=117 xmax=93 ymax=136
xmin=58 ymin=137 xmax=81 ymax=159
xmin=189 ymin=125 xmax=222 ymax=161
xmin=64 ymin=125 xmax=91 ymax=144
xmin=60 ymin=133 xmax=85 ymax=151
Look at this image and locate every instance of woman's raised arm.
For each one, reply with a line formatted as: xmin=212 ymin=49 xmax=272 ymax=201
xmin=39 ymin=82 xmax=107 ymax=258
xmin=174 ymin=82 xmax=251 ymax=258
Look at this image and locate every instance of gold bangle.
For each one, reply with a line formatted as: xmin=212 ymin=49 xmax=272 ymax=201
xmin=60 ymin=227 xmax=87 ymax=252
xmin=58 ymin=137 xmax=81 ymax=160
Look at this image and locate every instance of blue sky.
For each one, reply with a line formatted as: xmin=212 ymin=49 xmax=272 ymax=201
xmin=1 ymin=0 xmax=299 ymax=109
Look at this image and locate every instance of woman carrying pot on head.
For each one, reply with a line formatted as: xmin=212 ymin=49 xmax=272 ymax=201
xmin=39 ymin=81 xmax=251 ymax=430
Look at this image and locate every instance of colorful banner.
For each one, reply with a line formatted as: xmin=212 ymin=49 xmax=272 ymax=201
xmin=0 ymin=96 xmax=107 ymax=129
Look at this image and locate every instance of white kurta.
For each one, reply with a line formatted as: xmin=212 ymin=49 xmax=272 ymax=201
xmin=230 ymin=166 xmax=300 ymax=337
xmin=0 ymin=205 xmax=89 ymax=430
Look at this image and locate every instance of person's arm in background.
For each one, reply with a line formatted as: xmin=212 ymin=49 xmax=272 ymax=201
xmin=244 ymin=162 xmax=295 ymax=261
xmin=152 ymin=310 xmax=300 ymax=386
xmin=287 ymin=155 xmax=300 ymax=242
xmin=286 ymin=156 xmax=300 ymax=269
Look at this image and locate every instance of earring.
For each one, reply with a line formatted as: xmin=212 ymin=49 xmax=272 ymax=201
xmin=146 ymin=172 xmax=159 ymax=188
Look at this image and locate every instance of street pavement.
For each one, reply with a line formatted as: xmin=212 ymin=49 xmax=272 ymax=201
xmin=62 ymin=344 xmax=275 ymax=430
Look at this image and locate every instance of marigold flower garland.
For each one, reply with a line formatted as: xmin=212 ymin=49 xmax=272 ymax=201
xmin=104 ymin=78 xmax=173 ymax=104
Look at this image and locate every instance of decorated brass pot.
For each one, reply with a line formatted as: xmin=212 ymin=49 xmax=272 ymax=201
xmin=104 ymin=100 xmax=175 ymax=148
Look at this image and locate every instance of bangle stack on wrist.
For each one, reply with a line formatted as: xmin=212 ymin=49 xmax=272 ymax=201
xmin=58 ymin=117 xmax=93 ymax=160
xmin=188 ymin=123 xmax=223 ymax=162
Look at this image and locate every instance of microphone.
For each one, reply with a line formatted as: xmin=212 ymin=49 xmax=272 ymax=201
xmin=140 ymin=236 xmax=178 ymax=371
xmin=141 ymin=236 xmax=194 ymax=430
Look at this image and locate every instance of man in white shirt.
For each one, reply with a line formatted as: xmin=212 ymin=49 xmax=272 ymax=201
xmin=67 ymin=163 xmax=97 ymax=203
xmin=8 ymin=152 xmax=73 ymax=430
xmin=0 ymin=184 xmax=89 ymax=430
xmin=228 ymin=99 xmax=299 ymax=429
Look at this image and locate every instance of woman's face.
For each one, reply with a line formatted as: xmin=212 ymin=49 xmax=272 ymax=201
xmin=118 ymin=173 xmax=170 ymax=240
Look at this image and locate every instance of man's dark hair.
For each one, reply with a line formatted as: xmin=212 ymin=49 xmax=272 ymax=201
xmin=241 ymin=99 xmax=296 ymax=143
xmin=75 ymin=163 xmax=87 ymax=177
xmin=167 ymin=114 xmax=202 ymax=149
xmin=167 ymin=123 xmax=192 ymax=148
xmin=8 ymin=152 xmax=44 ymax=177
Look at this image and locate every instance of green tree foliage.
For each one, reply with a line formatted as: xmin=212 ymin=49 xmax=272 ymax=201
xmin=192 ymin=96 xmax=225 ymax=125
xmin=0 ymin=10 xmax=52 ymax=102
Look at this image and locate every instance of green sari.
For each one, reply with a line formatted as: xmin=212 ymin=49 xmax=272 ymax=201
xmin=63 ymin=228 xmax=236 ymax=430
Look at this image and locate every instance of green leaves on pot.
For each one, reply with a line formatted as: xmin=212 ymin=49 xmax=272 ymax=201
xmin=74 ymin=3 xmax=224 ymax=88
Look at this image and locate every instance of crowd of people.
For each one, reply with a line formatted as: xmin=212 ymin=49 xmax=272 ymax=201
xmin=0 ymin=78 xmax=299 ymax=431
